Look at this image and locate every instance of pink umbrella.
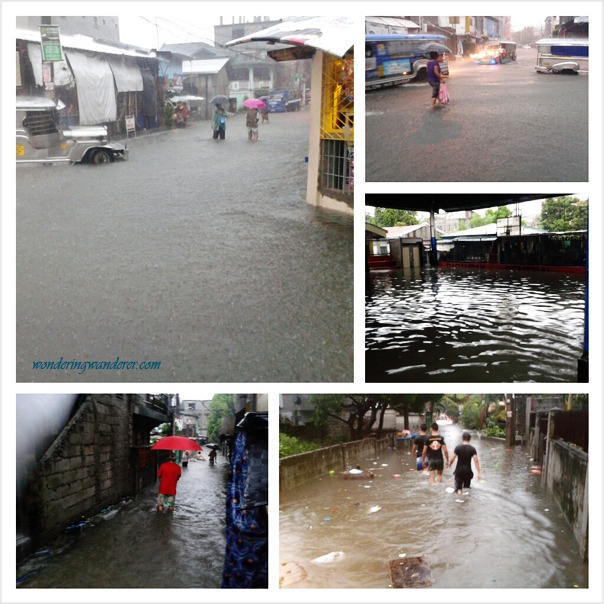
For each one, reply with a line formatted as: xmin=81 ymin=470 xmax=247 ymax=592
xmin=243 ymin=98 xmax=266 ymax=109
xmin=151 ymin=435 xmax=202 ymax=451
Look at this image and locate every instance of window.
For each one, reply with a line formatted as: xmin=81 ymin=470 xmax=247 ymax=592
xmin=22 ymin=110 xmax=59 ymax=136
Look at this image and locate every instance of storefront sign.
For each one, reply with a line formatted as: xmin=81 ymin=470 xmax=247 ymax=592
xmin=40 ymin=25 xmax=63 ymax=62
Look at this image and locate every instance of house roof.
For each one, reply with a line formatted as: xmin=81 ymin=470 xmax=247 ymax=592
xmin=182 ymin=58 xmax=229 ymax=75
xmin=16 ymin=28 xmax=154 ymax=58
xmin=441 ymin=224 xmax=547 ymax=239
xmin=385 ymin=224 xmax=429 ymax=238
xmin=225 ymin=16 xmax=355 ymax=58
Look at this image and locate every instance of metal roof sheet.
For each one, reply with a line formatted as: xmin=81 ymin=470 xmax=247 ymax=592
xmin=226 ymin=16 xmax=354 ymax=58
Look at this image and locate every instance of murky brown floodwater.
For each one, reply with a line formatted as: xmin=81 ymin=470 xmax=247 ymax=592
xmin=279 ymin=423 xmax=587 ymax=589
xmin=18 ymin=456 xmax=228 ymax=588
xmin=366 ymin=267 xmax=586 ymax=382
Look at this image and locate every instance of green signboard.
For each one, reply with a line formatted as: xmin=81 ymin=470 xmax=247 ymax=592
xmin=39 ymin=25 xmax=63 ymax=62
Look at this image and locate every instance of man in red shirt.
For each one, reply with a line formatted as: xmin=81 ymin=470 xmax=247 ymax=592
xmin=157 ymin=453 xmax=182 ymax=512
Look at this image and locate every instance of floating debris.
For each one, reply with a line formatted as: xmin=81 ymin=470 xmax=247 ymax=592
xmin=280 ymin=561 xmax=307 ymax=588
xmin=311 ymin=551 xmax=344 ymax=564
xmin=368 ymin=505 xmax=382 ymax=514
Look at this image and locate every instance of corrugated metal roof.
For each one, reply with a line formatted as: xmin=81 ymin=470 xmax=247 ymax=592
xmin=16 ymin=28 xmax=153 ymax=58
xmin=182 ymin=58 xmax=229 ymax=75
xmin=225 ymin=16 xmax=354 ymax=58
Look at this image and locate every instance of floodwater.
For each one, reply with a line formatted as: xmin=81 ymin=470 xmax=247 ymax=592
xmin=366 ymin=267 xmax=586 ymax=382
xmin=16 ymin=110 xmax=353 ymax=382
xmin=18 ymin=456 xmax=228 ymax=588
xmin=279 ymin=423 xmax=588 ymax=589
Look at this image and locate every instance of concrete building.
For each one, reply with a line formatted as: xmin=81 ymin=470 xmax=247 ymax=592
xmin=226 ymin=16 xmax=354 ymax=214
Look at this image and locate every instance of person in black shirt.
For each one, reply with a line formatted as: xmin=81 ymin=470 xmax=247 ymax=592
xmin=448 ymin=432 xmax=481 ymax=495
xmin=410 ymin=423 xmax=428 ymax=472
xmin=421 ymin=423 xmax=449 ymax=484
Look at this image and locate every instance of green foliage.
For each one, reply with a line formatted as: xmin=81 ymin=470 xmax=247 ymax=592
xmin=206 ymin=394 xmax=236 ymax=442
xmin=485 ymin=417 xmax=505 ymax=438
xmin=373 ymin=207 xmax=419 ymax=227
xmin=460 ymin=400 xmax=481 ymax=430
xmin=470 ymin=206 xmax=512 ymax=228
xmin=164 ymin=103 xmax=174 ymax=129
xmin=539 ymin=196 xmax=588 ymax=232
xmin=279 ymin=433 xmax=322 ymax=458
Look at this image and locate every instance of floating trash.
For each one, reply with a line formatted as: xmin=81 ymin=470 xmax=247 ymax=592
xmin=455 ymin=499 xmax=465 ymax=503
xmin=392 ymin=474 xmax=401 ymax=478
xmin=311 ymin=551 xmax=344 ymax=564
xmin=445 ymin=487 xmax=455 ymax=494
xmin=369 ymin=505 xmax=381 ymax=513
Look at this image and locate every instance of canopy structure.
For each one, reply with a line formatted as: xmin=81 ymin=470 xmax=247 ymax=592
xmin=366 ymin=194 xmax=569 ymax=213
xmin=225 ymin=16 xmax=355 ymax=60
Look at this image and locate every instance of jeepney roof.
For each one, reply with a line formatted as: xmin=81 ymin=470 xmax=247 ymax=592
xmin=16 ymin=96 xmax=58 ymax=110
xmin=536 ymin=38 xmax=589 ymax=46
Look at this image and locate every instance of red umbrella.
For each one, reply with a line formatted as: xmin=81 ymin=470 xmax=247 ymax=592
xmin=243 ymin=98 xmax=266 ymax=109
xmin=151 ymin=436 xmax=202 ymax=451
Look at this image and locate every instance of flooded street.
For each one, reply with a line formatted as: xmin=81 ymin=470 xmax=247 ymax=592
xmin=366 ymin=47 xmax=588 ymax=182
xmin=279 ymin=423 xmax=588 ymax=589
xmin=16 ymin=110 xmax=353 ymax=382
xmin=366 ymin=267 xmax=585 ymax=382
xmin=18 ymin=455 xmax=228 ymax=588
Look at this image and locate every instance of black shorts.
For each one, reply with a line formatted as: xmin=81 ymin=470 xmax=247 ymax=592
xmin=428 ymin=458 xmax=444 ymax=471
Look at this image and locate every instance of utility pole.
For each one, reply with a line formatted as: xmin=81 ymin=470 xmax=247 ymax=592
xmin=505 ymin=394 xmax=515 ymax=446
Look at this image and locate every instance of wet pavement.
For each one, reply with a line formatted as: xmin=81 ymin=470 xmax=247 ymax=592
xmin=16 ymin=110 xmax=353 ymax=382
xmin=279 ymin=422 xmax=588 ymax=589
xmin=366 ymin=48 xmax=588 ymax=182
xmin=366 ymin=267 xmax=586 ymax=382
xmin=17 ymin=455 xmax=228 ymax=588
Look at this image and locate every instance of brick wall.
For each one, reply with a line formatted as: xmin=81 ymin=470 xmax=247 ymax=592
xmin=34 ymin=394 xmax=133 ymax=543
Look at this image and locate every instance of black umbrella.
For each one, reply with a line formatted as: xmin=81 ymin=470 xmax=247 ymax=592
xmin=210 ymin=95 xmax=228 ymax=106
xmin=205 ymin=443 xmax=220 ymax=450
xmin=419 ymin=43 xmax=451 ymax=55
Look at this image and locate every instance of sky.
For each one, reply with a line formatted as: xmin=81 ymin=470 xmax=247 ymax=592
xmin=118 ymin=15 xmax=282 ymax=49
xmin=117 ymin=13 xmax=550 ymax=49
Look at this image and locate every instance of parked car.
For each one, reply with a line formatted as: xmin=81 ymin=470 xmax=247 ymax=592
xmin=16 ymin=96 xmax=128 ymax=165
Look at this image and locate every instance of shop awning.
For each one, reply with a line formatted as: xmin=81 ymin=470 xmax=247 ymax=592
xmin=64 ymin=50 xmax=117 ymax=125
xmin=225 ymin=16 xmax=355 ymax=59
xmin=27 ymin=42 xmax=74 ymax=87
xmin=107 ymin=55 xmax=143 ymax=92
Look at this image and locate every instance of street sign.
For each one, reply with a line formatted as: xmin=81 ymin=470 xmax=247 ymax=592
xmin=39 ymin=25 xmax=63 ymax=62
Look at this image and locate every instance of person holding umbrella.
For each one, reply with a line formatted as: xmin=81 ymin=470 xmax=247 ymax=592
xmin=243 ymin=98 xmax=265 ymax=141
xmin=157 ymin=453 xmax=182 ymax=512
xmin=212 ymin=103 xmax=228 ymax=141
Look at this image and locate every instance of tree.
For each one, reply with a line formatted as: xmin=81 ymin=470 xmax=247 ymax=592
xmin=372 ymin=207 xmax=418 ymax=227
xmin=310 ymin=394 xmax=390 ymax=440
xmin=538 ymin=196 xmax=588 ymax=232
xmin=470 ymin=206 xmax=512 ymax=228
xmin=206 ymin=394 xmax=236 ymax=442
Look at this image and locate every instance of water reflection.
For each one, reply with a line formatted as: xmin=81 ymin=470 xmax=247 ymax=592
xmin=18 ymin=459 xmax=228 ymax=588
xmin=279 ymin=423 xmax=587 ymax=589
xmin=366 ymin=268 xmax=585 ymax=382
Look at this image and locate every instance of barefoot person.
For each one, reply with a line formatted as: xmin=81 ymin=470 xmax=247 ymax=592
xmin=448 ymin=432 xmax=481 ymax=495
xmin=157 ymin=453 xmax=182 ymax=512
xmin=421 ymin=423 xmax=449 ymax=484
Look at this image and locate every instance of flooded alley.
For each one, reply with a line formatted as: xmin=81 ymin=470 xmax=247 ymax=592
xmin=279 ymin=422 xmax=587 ymax=589
xmin=18 ymin=454 xmax=228 ymax=588
xmin=366 ymin=267 xmax=586 ymax=382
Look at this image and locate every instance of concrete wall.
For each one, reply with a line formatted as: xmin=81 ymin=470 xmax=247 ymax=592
xmin=280 ymin=436 xmax=393 ymax=492
xmin=34 ymin=394 xmax=133 ymax=543
xmin=543 ymin=439 xmax=588 ymax=560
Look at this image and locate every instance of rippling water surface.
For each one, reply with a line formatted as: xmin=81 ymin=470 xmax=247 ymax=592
xmin=366 ymin=268 xmax=586 ymax=382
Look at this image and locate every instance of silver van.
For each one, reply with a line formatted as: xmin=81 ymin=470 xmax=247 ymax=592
xmin=16 ymin=96 xmax=128 ymax=164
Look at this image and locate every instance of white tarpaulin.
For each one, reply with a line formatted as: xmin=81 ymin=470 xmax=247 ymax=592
xmin=107 ymin=55 xmax=143 ymax=92
xmin=27 ymin=42 xmax=75 ymax=87
xmin=225 ymin=16 xmax=354 ymax=58
xmin=65 ymin=50 xmax=117 ymax=125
